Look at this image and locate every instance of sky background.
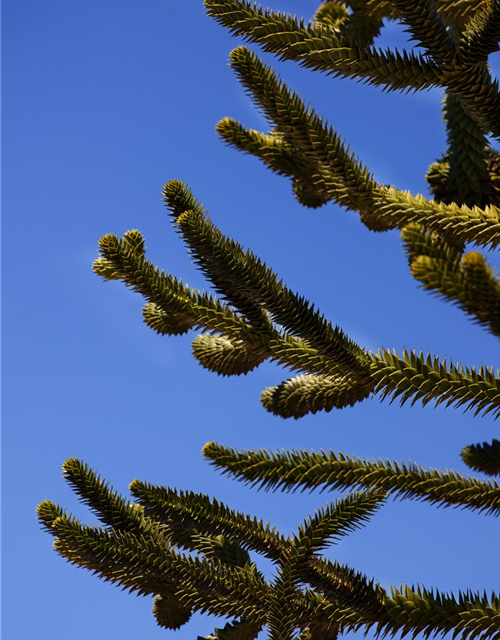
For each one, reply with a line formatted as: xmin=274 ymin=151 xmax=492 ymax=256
xmin=3 ymin=1 xmax=500 ymax=638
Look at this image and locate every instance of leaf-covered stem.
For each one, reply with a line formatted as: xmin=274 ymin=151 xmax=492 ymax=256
xmin=203 ymin=443 xmax=500 ymax=515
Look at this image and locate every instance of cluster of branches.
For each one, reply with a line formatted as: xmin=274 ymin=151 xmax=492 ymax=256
xmin=38 ymin=454 xmax=500 ymax=639
xmin=40 ymin=1 xmax=500 ymax=639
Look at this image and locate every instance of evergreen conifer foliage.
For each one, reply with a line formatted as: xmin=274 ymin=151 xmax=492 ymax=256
xmin=39 ymin=1 xmax=500 ymax=639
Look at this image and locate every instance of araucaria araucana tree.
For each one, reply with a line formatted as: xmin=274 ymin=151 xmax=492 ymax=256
xmin=38 ymin=2 xmax=500 ymax=639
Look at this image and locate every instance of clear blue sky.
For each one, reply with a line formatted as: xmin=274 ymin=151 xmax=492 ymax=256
xmin=3 ymin=1 xmax=500 ymax=639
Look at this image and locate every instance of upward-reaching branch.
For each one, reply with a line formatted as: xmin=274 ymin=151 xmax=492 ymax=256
xmin=164 ymin=181 xmax=372 ymax=378
xmin=225 ymin=46 xmax=380 ymax=218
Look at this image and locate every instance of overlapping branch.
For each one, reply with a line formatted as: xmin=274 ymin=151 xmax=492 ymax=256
xmin=206 ymin=0 xmax=500 ymax=141
xmin=403 ymin=226 xmax=500 ymax=338
xmin=94 ymin=181 xmax=500 ymax=422
xmin=42 ymin=3 xmax=500 ymax=636
xmin=217 ymin=48 xmax=500 ymax=246
xmin=205 ymin=1 xmax=442 ymax=92
xmin=38 ymin=459 xmax=500 ymax=639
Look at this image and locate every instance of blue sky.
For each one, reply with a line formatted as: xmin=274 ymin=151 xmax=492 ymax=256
xmin=3 ymin=1 xmax=500 ymax=638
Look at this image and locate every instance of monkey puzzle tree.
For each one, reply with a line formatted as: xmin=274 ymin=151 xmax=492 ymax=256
xmin=38 ymin=1 xmax=500 ymax=639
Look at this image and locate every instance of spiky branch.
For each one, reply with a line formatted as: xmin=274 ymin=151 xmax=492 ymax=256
xmin=40 ymin=1 xmax=500 ymax=638
xmin=39 ymin=459 xmax=500 ymax=639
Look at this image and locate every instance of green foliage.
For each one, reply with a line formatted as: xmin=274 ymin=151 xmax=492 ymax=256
xmin=205 ymin=0 xmax=443 ymax=91
xmin=40 ymin=1 xmax=500 ymax=639
xmin=38 ymin=458 xmax=500 ymax=639
xmin=202 ymin=443 xmax=500 ymax=515
xmin=370 ymin=348 xmax=500 ymax=417
xmin=462 ymin=438 xmax=500 ymax=476
xmin=261 ymin=373 xmax=371 ymax=419
xmin=460 ymin=0 xmax=500 ymax=64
